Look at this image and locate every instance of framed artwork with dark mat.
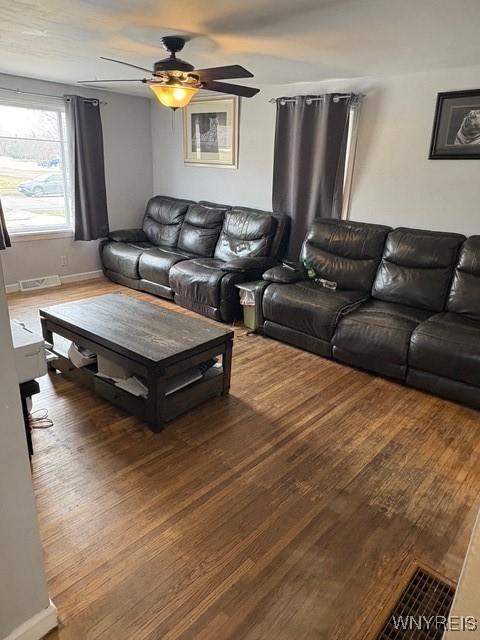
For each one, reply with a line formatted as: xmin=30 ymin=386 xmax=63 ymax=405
xmin=183 ymin=96 xmax=238 ymax=168
xmin=429 ymin=89 xmax=480 ymax=159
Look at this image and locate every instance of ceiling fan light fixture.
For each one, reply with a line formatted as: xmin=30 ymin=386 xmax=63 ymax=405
xmin=149 ymin=81 xmax=198 ymax=109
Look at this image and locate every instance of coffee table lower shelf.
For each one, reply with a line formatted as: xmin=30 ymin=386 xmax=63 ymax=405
xmin=48 ymin=350 xmax=226 ymax=431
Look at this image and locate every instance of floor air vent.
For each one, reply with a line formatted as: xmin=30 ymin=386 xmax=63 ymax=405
xmin=375 ymin=566 xmax=455 ymax=640
xmin=19 ymin=275 xmax=61 ymax=292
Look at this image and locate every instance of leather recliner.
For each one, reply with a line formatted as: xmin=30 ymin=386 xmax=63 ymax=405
xmin=101 ymin=195 xmax=289 ymax=322
xmin=260 ymin=219 xmax=391 ymax=357
xmin=332 ymin=227 xmax=465 ymax=380
xmin=407 ymin=236 xmax=480 ymax=409
xmin=170 ymin=207 xmax=283 ymax=321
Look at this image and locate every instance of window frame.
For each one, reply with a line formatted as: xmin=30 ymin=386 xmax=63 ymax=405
xmin=0 ymin=93 xmax=74 ymax=239
xmin=341 ymin=96 xmax=362 ymax=221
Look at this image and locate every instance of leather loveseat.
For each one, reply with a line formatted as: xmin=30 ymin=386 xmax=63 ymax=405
xmin=258 ymin=219 xmax=480 ymax=410
xmin=101 ymin=195 xmax=288 ymax=322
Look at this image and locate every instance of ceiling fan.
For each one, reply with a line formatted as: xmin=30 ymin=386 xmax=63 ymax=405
xmin=78 ymin=35 xmax=260 ymax=110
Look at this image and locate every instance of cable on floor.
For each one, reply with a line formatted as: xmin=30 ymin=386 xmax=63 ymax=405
xmin=29 ymin=408 xmax=54 ymax=429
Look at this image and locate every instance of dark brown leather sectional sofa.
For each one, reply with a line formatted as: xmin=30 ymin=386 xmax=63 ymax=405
xmin=101 ymin=195 xmax=289 ymax=322
xmin=257 ymin=219 xmax=480 ymax=411
xmin=102 ymin=199 xmax=480 ymax=411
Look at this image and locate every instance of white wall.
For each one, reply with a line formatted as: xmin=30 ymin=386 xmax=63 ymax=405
xmin=0 ymin=73 xmax=153 ymax=287
xmin=151 ymin=63 xmax=480 ymax=237
xmin=0 ymin=260 xmax=53 ymax=639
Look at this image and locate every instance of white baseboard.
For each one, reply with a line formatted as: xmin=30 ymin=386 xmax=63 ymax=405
xmin=3 ymin=600 xmax=57 ymax=640
xmin=60 ymin=269 xmax=103 ymax=285
xmin=6 ymin=270 xmax=104 ymax=294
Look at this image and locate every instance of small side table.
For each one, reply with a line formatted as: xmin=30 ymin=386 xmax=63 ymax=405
xmin=19 ymin=379 xmax=40 ymax=457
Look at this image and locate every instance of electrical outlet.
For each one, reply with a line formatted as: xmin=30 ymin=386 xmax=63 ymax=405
xmin=60 ymin=255 xmax=68 ymax=267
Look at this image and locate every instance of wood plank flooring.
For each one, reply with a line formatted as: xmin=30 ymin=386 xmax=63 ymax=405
xmin=7 ymin=279 xmax=480 ymax=640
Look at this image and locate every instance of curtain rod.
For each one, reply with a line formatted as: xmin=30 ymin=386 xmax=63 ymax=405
xmin=268 ymin=93 xmax=364 ymax=104
xmin=0 ymin=86 xmax=107 ymax=105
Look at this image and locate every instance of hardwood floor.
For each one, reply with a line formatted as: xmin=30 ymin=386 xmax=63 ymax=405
xmin=8 ymin=278 xmax=480 ymax=640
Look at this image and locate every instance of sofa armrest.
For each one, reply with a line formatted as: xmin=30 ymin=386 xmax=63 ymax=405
xmin=221 ymin=256 xmax=278 ymax=275
xmin=108 ymin=228 xmax=148 ymax=243
xmin=263 ymin=264 xmax=307 ymax=284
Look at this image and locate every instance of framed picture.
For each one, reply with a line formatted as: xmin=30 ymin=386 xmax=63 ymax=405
xmin=183 ymin=96 xmax=238 ymax=168
xmin=429 ymin=89 xmax=480 ymax=159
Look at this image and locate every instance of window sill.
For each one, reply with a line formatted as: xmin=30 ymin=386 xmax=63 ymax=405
xmin=10 ymin=229 xmax=74 ymax=242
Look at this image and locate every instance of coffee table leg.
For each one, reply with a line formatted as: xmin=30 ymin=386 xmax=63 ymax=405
xmin=222 ymin=338 xmax=233 ymax=396
xmin=146 ymin=374 xmax=166 ymax=432
xmin=41 ymin=317 xmax=53 ymax=346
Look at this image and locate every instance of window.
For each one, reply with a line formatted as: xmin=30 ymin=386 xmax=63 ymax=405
xmin=0 ymin=98 xmax=72 ymax=235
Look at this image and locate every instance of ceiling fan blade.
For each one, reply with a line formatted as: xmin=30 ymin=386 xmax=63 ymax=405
xmin=78 ymin=79 xmax=146 ymax=83
xmin=202 ymin=81 xmax=259 ymax=98
xmin=194 ymin=64 xmax=253 ymax=81
xmin=100 ymin=56 xmax=153 ymax=74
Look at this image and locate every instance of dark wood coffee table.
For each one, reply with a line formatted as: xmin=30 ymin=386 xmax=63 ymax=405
xmin=39 ymin=294 xmax=233 ymax=432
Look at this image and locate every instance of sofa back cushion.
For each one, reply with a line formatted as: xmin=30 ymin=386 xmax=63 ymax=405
xmin=447 ymin=236 xmax=480 ymax=320
xmin=372 ymin=227 xmax=465 ymax=311
xmin=214 ymin=208 xmax=278 ymax=261
xmin=231 ymin=206 xmax=289 ymax=258
xmin=300 ymin=219 xmax=391 ymax=292
xmin=177 ymin=204 xmax=226 ymax=257
xmin=142 ymin=196 xmax=191 ymax=248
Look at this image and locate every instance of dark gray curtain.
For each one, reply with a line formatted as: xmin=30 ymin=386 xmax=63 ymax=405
xmin=65 ymin=95 xmax=109 ymax=240
xmin=272 ymin=93 xmax=353 ymax=259
xmin=0 ymin=196 xmax=11 ymax=250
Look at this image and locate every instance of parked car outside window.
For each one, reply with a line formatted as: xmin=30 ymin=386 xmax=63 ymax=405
xmin=17 ymin=174 xmax=65 ymax=197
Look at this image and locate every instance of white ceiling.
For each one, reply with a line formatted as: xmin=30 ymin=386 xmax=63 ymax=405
xmin=1 ymin=0 xmax=480 ymax=97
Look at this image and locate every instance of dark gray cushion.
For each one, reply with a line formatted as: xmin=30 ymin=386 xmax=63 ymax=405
xmin=142 ymin=196 xmax=190 ymax=248
xmin=138 ymin=248 xmax=193 ymax=287
xmin=447 ymin=236 xmax=480 ymax=321
xmin=410 ymin=312 xmax=480 ymax=387
xmin=372 ymin=227 xmax=465 ymax=311
xmin=300 ymin=219 xmax=391 ymax=293
xmin=333 ymin=300 xmax=432 ymax=374
xmin=170 ymin=258 xmax=226 ymax=308
xmin=102 ymin=242 xmax=147 ymax=279
xmin=263 ymin=281 xmax=367 ymax=342
xmin=177 ymin=204 xmax=226 ymax=257
xmin=214 ymin=209 xmax=277 ymax=261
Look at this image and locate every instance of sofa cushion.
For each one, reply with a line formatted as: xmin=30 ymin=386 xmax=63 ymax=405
xmin=300 ymin=219 xmax=391 ymax=293
xmin=409 ymin=311 xmax=480 ymax=387
xmin=447 ymin=236 xmax=480 ymax=321
xmin=142 ymin=196 xmax=190 ymax=248
xmin=332 ymin=300 xmax=432 ymax=379
xmin=102 ymin=242 xmax=149 ymax=279
xmin=170 ymin=258 xmax=226 ymax=308
xmin=232 ymin=206 xmax=289 ymax=259
xmin=177 ymin=204 xmax=226 ymax=257
xmin=262 ymin=281 xmax=367 ymax=342
xmin=138 ymin=247 xmax=194 ymax=287
xmin=214 ymin=209 xmax=277 ymax=261
xmin=372 ymin=228 xmax=465 ymax=311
